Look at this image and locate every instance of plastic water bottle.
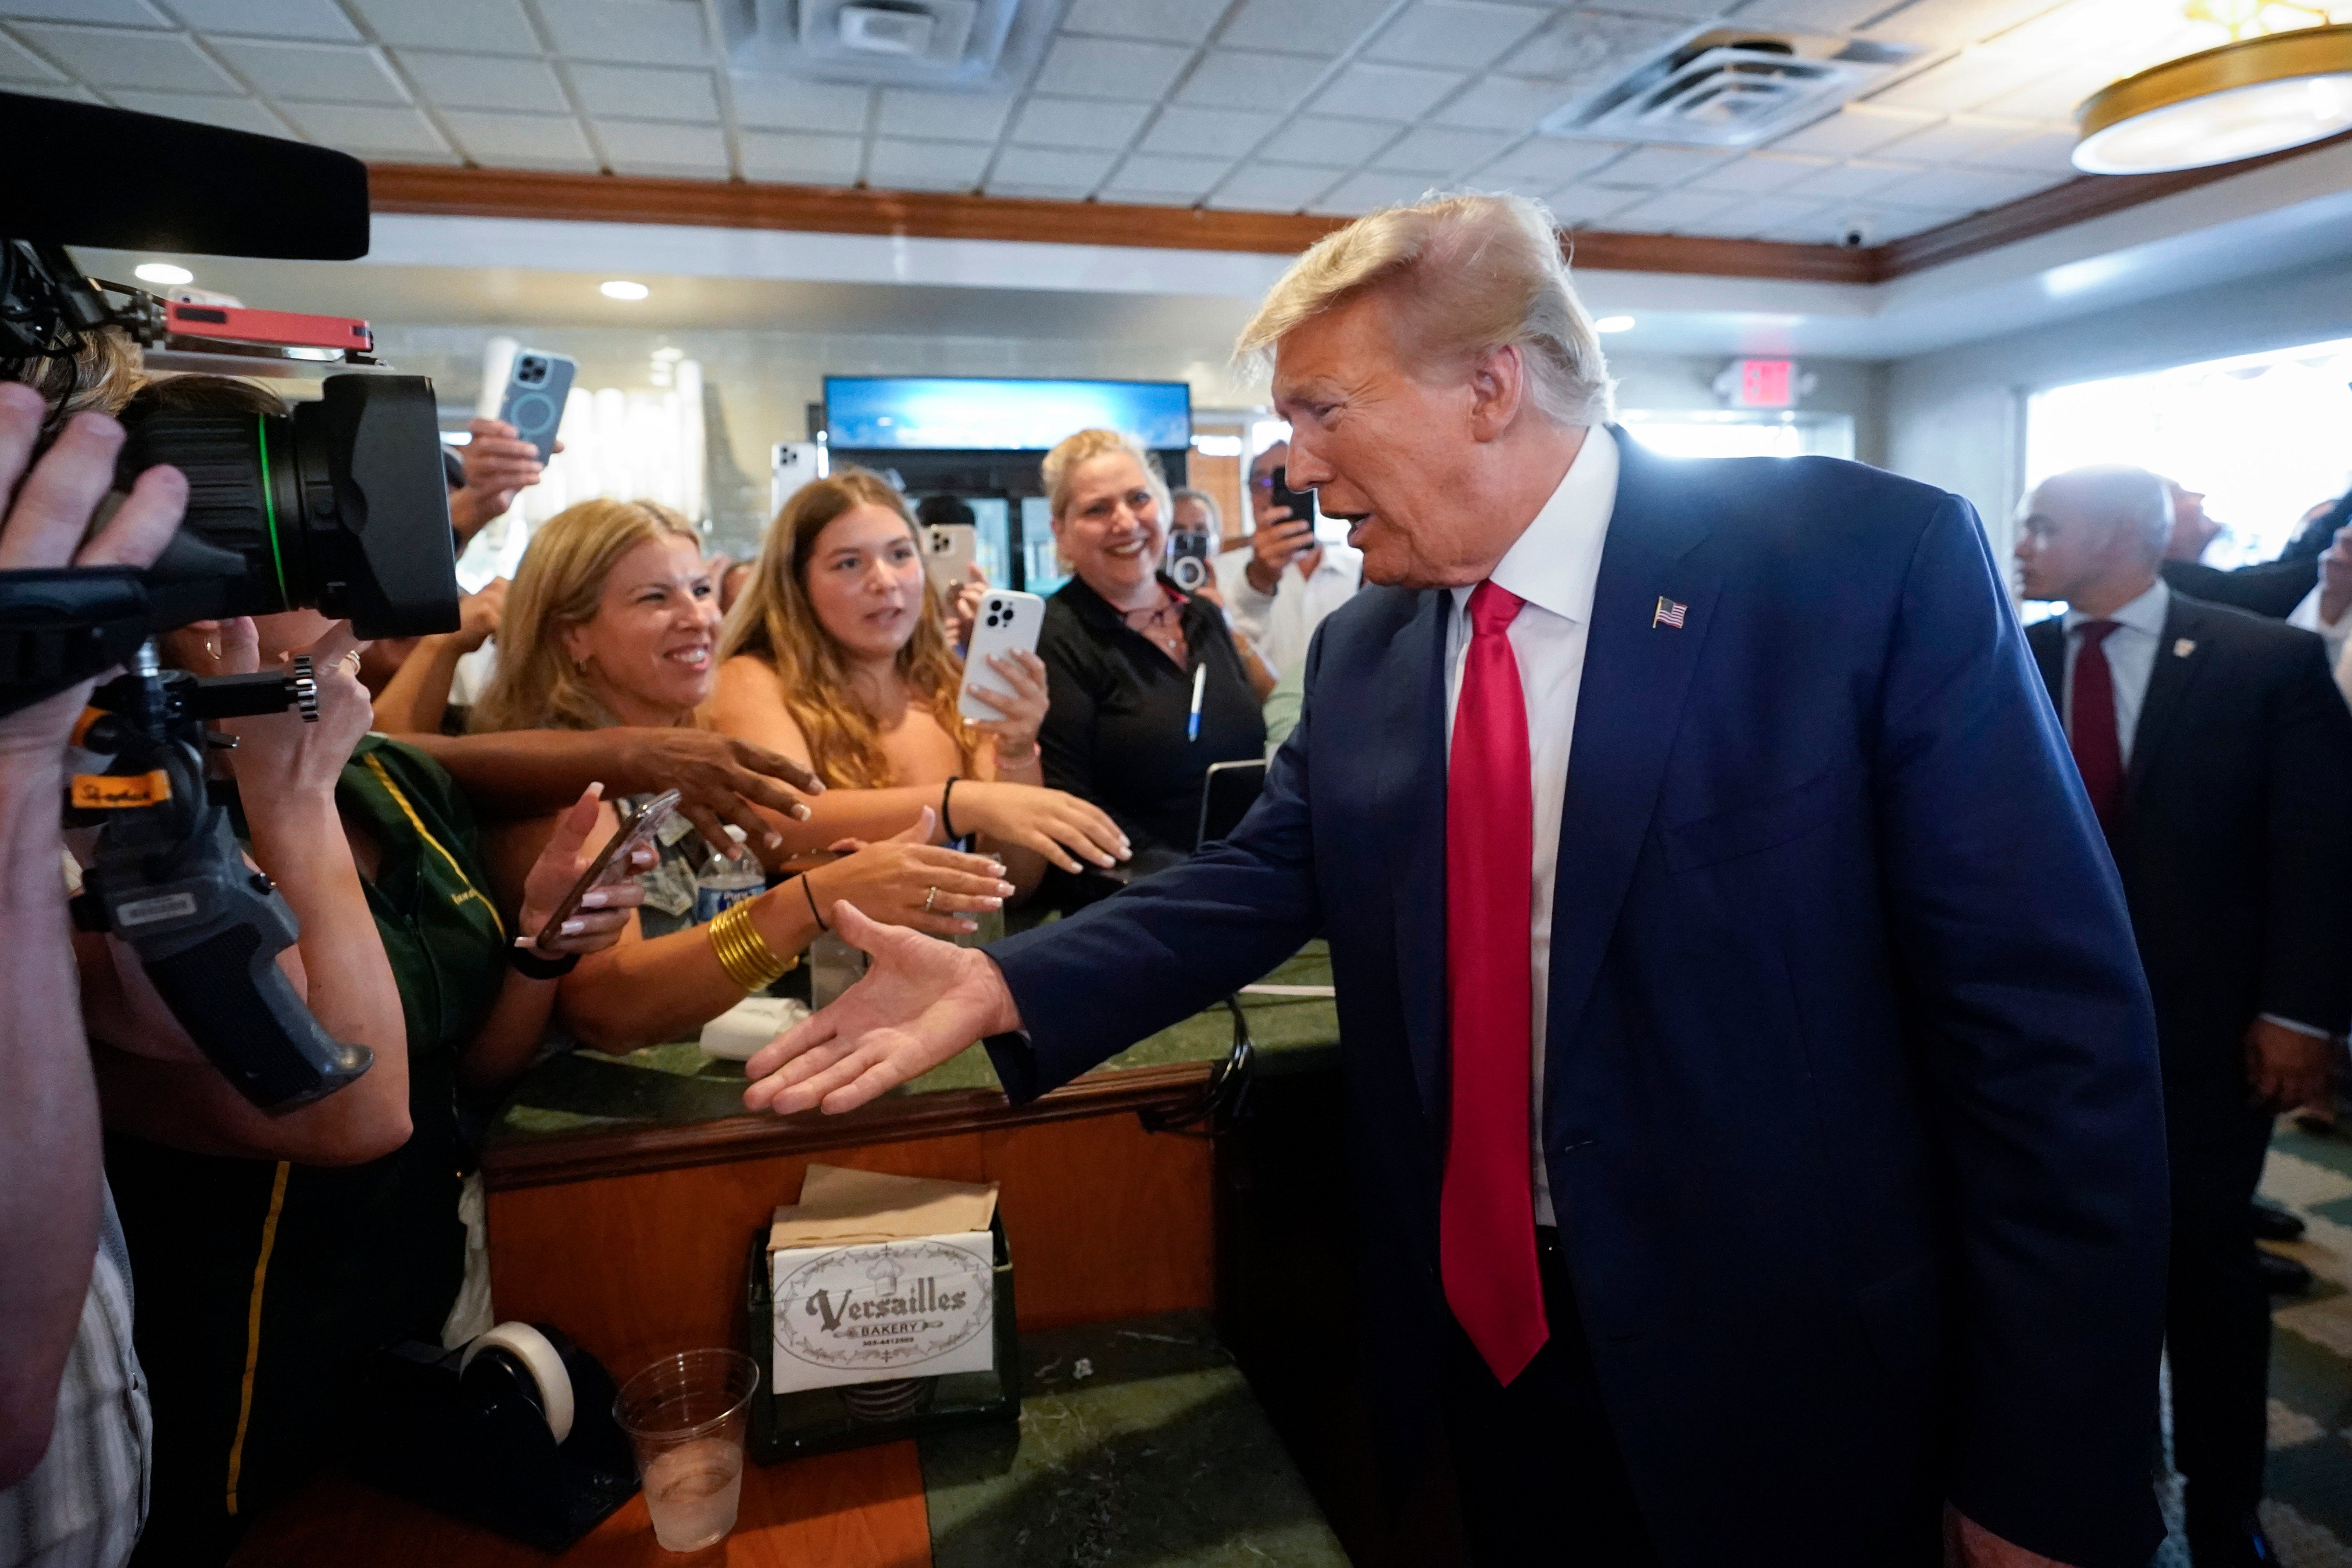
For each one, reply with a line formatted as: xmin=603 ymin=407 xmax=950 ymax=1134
xmin=693 ymin=825 xmax=765 ymax=925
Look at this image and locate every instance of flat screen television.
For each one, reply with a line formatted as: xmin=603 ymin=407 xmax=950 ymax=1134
xmin=824 ymin=376 xmax=1192 ymax=453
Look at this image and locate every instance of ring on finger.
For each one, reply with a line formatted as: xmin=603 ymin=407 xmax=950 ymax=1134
xmin=922 ymin=885 xmax=939 ymax=913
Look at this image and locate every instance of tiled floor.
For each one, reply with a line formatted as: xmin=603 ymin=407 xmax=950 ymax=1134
xmin=2166 ymin=1126 xmax=2352 ymax=1567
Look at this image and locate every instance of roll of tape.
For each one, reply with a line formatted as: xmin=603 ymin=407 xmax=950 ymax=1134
xmin=461 ymin=1322 xmax=575 ymax=1446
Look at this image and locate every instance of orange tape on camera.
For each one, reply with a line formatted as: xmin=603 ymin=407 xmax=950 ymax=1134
xmin=71 ymin=771 xmax=172 ymax=809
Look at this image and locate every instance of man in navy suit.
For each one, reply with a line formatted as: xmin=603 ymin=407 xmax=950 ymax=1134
xmin=746 ymin=195 xmax=2170 ymax=1568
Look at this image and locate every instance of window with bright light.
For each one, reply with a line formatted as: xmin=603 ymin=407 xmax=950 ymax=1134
xmin=2025 ymin=336 xmax=2352 ymax=568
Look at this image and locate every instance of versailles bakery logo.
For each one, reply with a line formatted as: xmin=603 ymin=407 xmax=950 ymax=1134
xmin=776 ymin=1238 xmax=994 ymax=1375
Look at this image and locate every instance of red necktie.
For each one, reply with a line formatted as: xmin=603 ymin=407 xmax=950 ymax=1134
xmin=1442 ymin=580 xmax=1548 ymax=1386
xmin=2070 ymin=620 xmax=2125 ymax=832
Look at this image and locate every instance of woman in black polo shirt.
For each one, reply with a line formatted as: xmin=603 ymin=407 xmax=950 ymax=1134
xmin=1035 ymin=429 xmax=1265 ymax=875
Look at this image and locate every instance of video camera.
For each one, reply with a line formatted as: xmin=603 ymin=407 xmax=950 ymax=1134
xmin=2 ymin=90 xmax=463 ymax=1109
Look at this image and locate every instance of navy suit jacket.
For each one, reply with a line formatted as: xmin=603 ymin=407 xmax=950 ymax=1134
xmin=987 ymin=434 xmax=2169 ymax=1568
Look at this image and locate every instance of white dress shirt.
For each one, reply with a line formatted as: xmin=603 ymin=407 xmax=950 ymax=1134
xmin=1441 ymin=425 xmax=1619 ymax=1228
xmin=1221 ymin=540 xmax=1365 ymax=683
xmin=2060 ymin=577 xmax=2170 ymax=767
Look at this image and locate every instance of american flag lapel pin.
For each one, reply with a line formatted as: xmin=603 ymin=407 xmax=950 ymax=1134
xmin=1652 ymin=596 xmax=1687 ymax=629
xmin=2173 ymin=638 xmax=2196 ymax=658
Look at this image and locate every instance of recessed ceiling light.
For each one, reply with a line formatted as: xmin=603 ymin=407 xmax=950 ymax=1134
xmin=135 ymin=263 xmax=193 ymax=286
xmin=601 ymin=279 xmax=650 ymax=300
xmin=1594 ymin=314 xmax=1635 ymax=333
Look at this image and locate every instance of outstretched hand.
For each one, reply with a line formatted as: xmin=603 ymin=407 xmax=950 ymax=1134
xmin=741 ymin=901 xmax=1021 ymax=1117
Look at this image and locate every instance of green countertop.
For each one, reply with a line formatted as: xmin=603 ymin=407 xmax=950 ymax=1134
xmin=921 ymin=1311 xmax=1347 ymax=1568
xmin=482 ymin=943 xmax=1340 ymax=1147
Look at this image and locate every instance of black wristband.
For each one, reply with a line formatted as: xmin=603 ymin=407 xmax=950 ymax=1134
xmin=799 ymin=873 xmax=828 ymax=932
xmin=941 ymin=775 xmax=961 ymax=840
xmin=508 ymin=941 xmax=579 ymax=980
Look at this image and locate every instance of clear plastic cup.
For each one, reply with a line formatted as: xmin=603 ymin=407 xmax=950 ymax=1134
xmin=614 ymin=1349 xmax=760 ymax=1551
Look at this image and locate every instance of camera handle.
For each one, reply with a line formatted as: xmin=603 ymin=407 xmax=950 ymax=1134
xmin=70 ymin=645 xmax=372 ymax=1111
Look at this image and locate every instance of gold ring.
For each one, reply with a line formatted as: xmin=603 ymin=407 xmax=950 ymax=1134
xmin=922 ymin=886 xmax=939 ymax=913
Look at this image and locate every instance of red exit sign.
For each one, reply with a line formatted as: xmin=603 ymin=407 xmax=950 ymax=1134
xmin=1737 ymin=359 xmax=1794 ymax=408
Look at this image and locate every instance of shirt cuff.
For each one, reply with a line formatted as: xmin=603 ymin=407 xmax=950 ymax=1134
xmin=2260 ymin=1013 xmax=2335 ymax=1040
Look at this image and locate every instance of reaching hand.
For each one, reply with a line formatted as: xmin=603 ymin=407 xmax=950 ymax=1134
xmin=454 ymin=578 xmax=508 ymax=653
xmin=605 ymin=727 xmax=824 ymax=852
xmin=517 ymin=782 xmax=648 ymax=956
xmin=742 ymin=900 xmax=1021 ymax=1116
xmin=454 ymin=417 xmax=553 ymax=527
xmin=945 ymin=779 xmax=1130 ymax=874
xmin=961 ymin=649 xmax=1049 ymax=760
xmin=801 ymin=807 xmax=1012 ymax=939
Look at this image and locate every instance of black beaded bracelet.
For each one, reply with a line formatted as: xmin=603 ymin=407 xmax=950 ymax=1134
xmin=799 ymin=872 xmax=828 ymax=932
xmin=508 ymin=942 xmax=580 ymax=980
xmin=941 ymin=775 xmax=961 ymax=840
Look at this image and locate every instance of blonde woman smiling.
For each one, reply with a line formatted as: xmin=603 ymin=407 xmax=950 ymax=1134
xmin=472 ymin=498 xmax=1010 ymax=1051
xmin=708 ymin=468 xmax=1130 ymax=899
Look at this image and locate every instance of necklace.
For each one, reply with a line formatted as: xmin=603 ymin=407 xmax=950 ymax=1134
xmin=1121 ymin=590 xmax=1188 ymax=663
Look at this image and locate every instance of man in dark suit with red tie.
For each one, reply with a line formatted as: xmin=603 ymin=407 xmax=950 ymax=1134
xmin=2018 ymin=466 xmax=2352 ymax=1567
xmin=743 ymin=195 xmax=2173 ymax=1568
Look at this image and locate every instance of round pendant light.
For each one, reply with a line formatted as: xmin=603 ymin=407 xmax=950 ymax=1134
xmin=2074 ymin=22 xmax=2352 ymax=173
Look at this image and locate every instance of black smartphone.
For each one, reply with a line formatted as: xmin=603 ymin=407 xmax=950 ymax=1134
xmin=1270 ymin=466 xmax=1317 ymax=529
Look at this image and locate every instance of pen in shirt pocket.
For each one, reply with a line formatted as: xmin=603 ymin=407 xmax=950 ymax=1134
xmin=1187 ymin=663 xmax=1206 ymax=743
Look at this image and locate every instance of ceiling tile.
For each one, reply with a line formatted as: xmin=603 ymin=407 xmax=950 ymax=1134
xmin=1859 ymin=0 xmax=2058 ymax=50
xmin=1781 ymin=156 xmax=1923 ymax=200
xmin=1009 ymin=93 xmax=1150 ymax=150
xmin=729 ymin=73 xmax=868 ymax=133
xmin=1508 ymin=10 xmax=1687 ymax=95
xmin=1030 ymin=34 xmax=1190 ymax=100
xmin=1369 ymin=123 xmax=1512 ymax=174
xmin=1762 ymin=103 xmax=1935 ymax=157
xmin=1207 ymin=160 xmax=1345 ymax=211
xmin=0 ymin=29 xmax=62 ymax=77
xmin=1603 ymin=189 xmax=1741 ymax=234
xmin=1102 ymin=151 xmax=1232 ymax=199
xmin=1542 ymin=183 xmax=1640 ymax=227
xmin=1968 ymin=125 xmax=2079 ymax=174
xmin=398 ymin=50 xmax=568 ymax=114
xmin=212 ymin=39 xmax=410 ymax=103
xmin=1970 ymin=59 xmax=2115 ymax=121
xmin=108 ymin=88 xmax=288 ymax=134
xmin=1061 ymin=0 xmax=1228 ymax=46
xmin=169 ymin=0 xmax=359 ymax=41
xmin=438 ymin=107 xmax=597 ymax=167
xmin=1873 ymin=163 xmax=2051 ymax=208
xmin=1139 ymin=104 xmax=1278 ymax=157
xmin=536 ymin=0 xmax=708 ymax=67
xmin=1864 ymin=48 xmax=2057 ymax=114
xmin=1174 ymin=49 xmax=1319 ymax=110
xmin=738 ymin=127 xmax=861 ymax=183
xmin=2 ymin=77 xmax=97 ymax=99
xmin=280 ymin=100 xmax=449 ymax=154
xmin=1311 ymin=168 xmax=1440 ymax=215
xmin=1221 ymin=0 xmax=1398 ymax=59
xmin=1725 ymin=0 xmax=1888 ymax=30
xmin=1871 ymin=111 xmax=2032 ymax=164
xmin=1472 ymin=136 xmax=1625 ymax=189
xmin=593 ymin=114 xmax=727 ymax=174
xmin=987 ymin=144 xmax=1117 ymax=188
xmin=1363 ymin=1 xmax=1547 ymax=72
xmin=873 ymin=86 xmax=1011 ymax=140
xmin=14 ymin=23 xmax=236 ymax=90
xmin=866 ymin=136 xmax=990 ymax=190
xmin=342 ymin=0 xmax=540 ymax=54
xmin=1592 ymin=144 xmax=1733 ymax=188
xmin=1684 ymin=150 xmax=1834 ymax=194
xmin=0 ymin=0 xmax=168 ymax=23
xmin=568 ymin=61 xmax=717 ymax=120
xmin=1259 ymin=113 xmax=1394 ymax=164
xmin=1308 ymin=60 xmax=1466 ymax=123
xmin=1428 ymin=74 xmax=1567 ymax=132
xmin=1707 ymin=195 xmax=1833 ymax=238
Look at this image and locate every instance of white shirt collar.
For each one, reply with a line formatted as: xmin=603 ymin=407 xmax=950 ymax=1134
xmin=1450 ymin=425 xmax=1618 ymax=625
xmin=2062 ymin=575 xmax=2169 ymax=636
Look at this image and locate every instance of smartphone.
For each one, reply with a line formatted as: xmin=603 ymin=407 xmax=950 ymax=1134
xmin=496 ymin=349 xmax=577 ymax=464
xmin=1167 ymin=529 xmax=1212 ymax=593
xmin=922 ymin=521 xmax=977 ymax=594
xmin=1270 ymin=466 xmax=1317 ymax=530
xmin=531 ymin=788 xmax=680 ymax=948
xmin=958 ymin=590 xmax=1046 ymax=723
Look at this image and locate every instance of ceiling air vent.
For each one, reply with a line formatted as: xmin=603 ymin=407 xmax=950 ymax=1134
xmin=726 ymin=0 xmax=1064 ymax=90
xmin=1540 ymin=28 xmax=1924 ymax=148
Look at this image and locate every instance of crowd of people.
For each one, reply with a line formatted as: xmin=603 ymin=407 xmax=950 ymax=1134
xmin=4 ymin=186 xmax=2351 ymax=1568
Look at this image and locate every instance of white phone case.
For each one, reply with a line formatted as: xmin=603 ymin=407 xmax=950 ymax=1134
xmin=958 ymin=590 xmax=1046 ymax=723
xmin=923 ymin=523 xmax=977 ymax=593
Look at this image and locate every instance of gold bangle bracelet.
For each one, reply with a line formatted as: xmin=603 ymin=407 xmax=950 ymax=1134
xmin=708 ymin=897 xmax=795 ymax=992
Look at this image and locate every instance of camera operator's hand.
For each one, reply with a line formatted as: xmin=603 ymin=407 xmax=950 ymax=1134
xmin=516 ymin=782 xmax=647 ymax=956
xmin=0 ymin=386 xmax=188 ymax=761
xmin=221 ymin=621 xmax=373 ymax=800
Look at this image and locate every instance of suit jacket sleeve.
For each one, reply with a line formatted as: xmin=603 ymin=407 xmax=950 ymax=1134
xmin=983 ymin=629 xmax=1328 ymax=1102
xmin=1880 ymin=498 xmax=2170 ymax=1566
xmin=2259 ymin=636 xmax=2352 ymax=1034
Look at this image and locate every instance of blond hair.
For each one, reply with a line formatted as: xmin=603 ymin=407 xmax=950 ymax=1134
xmin=1040 ymin=428 xmax=1170 ymax=522
xmin=715 ymin=467 xmax=976 ymax=789
xmin=1235 ymin=191 xmax=1611 ymax=426
xmin=471 ymin=498 xmax=701 ymax=733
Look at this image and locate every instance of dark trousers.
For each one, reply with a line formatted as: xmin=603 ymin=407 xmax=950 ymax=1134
xmin=1440 ymin=1228 xmax=1660 ymax=1567
xmin=2166 ymin=1100 xmax=2279 ymax=1519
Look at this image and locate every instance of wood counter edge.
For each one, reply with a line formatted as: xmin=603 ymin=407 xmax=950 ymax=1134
xmin=478 ymin=1060 xmax=1217 ymax=1191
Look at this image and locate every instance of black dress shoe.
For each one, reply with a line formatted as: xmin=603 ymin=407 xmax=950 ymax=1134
xmin=2258 ymin=1247 xmax=2315 ymax=1294
xmin=2252 ymin=1197 xmax=2307 ymax=1242
xmin=2185 ymin=1507 xmax=2277 ymax=1567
